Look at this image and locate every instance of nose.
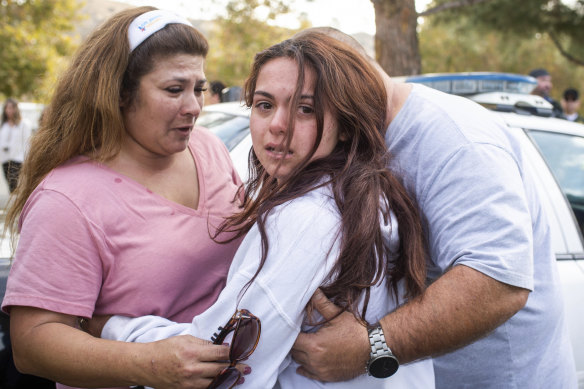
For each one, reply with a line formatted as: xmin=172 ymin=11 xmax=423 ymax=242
xmin=182 ymin=92 xmax=202 ymax=118
xmin=269 ymin=107 xmax=288 ymax=136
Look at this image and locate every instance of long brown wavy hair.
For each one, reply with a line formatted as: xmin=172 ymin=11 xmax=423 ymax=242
xmin=223 ymin=32 xmax=427 ymax=321
xmin=5 ymin=6 xmax=208 ymax=240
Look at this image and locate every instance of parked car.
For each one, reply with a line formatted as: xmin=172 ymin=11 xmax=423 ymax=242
xmin=199 ymin=73 xmax=584 ymax=387
xmin=18 ymin=102 xmax=45 ymax=132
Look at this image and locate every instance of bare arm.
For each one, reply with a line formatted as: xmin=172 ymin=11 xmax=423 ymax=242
xmin=291 ymin=265 xmax=529 ymax=381
xmin=10 ymin=306 xmax=233 ymax=389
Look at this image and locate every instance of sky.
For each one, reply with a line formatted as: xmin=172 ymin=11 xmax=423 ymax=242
xmin=118 ymin=0 xmax=433 ymax=35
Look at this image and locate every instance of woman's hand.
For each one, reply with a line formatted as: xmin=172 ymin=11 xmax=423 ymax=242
xmin=140 ymin=335 xmax=249 ymax=389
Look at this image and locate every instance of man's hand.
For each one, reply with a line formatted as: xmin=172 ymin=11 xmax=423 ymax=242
xmin=291 ymin=289 xmax=369 ymax=382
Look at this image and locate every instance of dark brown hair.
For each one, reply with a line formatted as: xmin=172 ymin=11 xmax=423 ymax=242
xmin=5 ymin=7 xmax=208 ymax=239
xmin=223 ymin=32 xmax=427 ymax=321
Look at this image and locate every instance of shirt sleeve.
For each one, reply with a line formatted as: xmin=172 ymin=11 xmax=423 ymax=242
xmin=2 ymin=188 xmax=104 ymax=317
xmin=101 ymin=191 xmax=341 ymax=388
xmin=421 ymin=143 xmax=534 ymax=290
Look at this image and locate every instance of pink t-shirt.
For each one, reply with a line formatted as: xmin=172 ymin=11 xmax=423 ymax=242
xmin=2 ymin=127 xmax=243 ymax=389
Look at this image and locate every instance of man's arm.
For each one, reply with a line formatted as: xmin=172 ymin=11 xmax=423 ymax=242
xmin=10 ymin=306 xmax=233 ymax=389
xmin=291 ymin=265 xmax=529 ymax=382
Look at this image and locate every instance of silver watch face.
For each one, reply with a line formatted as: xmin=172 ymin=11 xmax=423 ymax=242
xmin=369 ymin=355 xmax=399 ymax=378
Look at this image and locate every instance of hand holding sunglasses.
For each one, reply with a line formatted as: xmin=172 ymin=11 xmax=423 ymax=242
xmin=208 ymin=309 xmax=261 ymax=389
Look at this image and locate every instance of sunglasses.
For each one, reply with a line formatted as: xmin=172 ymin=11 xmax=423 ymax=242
xmin=208 ymin=309 xmax=261 ymax=389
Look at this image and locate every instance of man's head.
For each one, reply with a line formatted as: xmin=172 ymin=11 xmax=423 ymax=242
xmin=561 ymin=88 xmax=580 ymax=115
xmin=529 ymin=68 xmax=552 ymax=98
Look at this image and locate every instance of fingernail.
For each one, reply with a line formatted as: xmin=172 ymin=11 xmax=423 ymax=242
xmin=237 ymin=376 xmax=245 ymax=385
xmin=244 ymin=366 xmax=252 ymax=375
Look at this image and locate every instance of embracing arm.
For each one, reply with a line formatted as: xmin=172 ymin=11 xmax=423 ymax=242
xmin=292 ymin=265 xmax=528 ymax=381
xmin=10 ymin=306 xmax=232 ymax=389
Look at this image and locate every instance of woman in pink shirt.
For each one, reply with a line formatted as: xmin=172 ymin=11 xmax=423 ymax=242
xmin=2 ymin=6 xmax=246 ymax=389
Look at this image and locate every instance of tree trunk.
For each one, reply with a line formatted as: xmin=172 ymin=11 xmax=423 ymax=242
xmin=371 ymin=0 xmax=421 ymax=76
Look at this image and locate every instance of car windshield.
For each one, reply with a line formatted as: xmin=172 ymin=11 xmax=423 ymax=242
xmin=197 ymin=111 xmax=250 ymax=151
xmin=529 ymin=130 xmax=584 ymax=234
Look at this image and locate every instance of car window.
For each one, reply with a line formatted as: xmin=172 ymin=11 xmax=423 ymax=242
xmin=529 ymin=130 xmax=584 ymax=234
xmin=197 ymin=112 xmax=250 ymax=151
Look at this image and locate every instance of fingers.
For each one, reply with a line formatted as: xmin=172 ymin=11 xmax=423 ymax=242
xmin=186 ymin=336 xmax=231 ymax=362
xmin=310 ymin=288 xmax=342 ymax=320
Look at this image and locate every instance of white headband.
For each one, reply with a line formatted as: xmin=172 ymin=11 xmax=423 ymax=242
xmin=128 ymin=10 xmax=193 ymax=52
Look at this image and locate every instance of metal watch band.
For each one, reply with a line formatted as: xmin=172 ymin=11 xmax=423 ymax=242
xmin=369 ymin=326 xmax=391 ymax=358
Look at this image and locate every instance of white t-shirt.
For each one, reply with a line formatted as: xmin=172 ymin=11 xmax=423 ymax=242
xmin=103 ymin=183 xmax=434 ymax=388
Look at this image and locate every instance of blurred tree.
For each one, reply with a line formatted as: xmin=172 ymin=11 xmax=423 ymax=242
xmin=419 ymin=15 xmax=584 ymax=105
xmin=0 ymin=0 xmax=82 ymax=102
xmin=371 ymin=0 xmax=420 ymax=76
xmin=205 ymin=0 xmax=310 ymax=89
xmin=428 ymin=0 xmax=584 ymax=66
xmin=372 ymin=0 xmax=584 ymax=76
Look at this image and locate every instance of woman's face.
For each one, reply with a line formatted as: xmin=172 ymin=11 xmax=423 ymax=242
xmin=122 ymin=54 xmax=206 ymax=158
xmin=4 ymin=102 xmax=16 ymax=121
xmin=250 ymin=57 xmax=340 ymax=181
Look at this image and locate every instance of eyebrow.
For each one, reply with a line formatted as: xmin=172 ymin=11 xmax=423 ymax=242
xmin=254 ymin=90 xmax=314 ymax=101
xmin=164 ymin=77 xmax=207 ymax=85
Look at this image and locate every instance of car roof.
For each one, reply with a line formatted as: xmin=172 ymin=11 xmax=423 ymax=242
xmin=202 ymin=101 xmax=250 ymax=117
xmin=495 ymin=111 xmax=584 ymax=135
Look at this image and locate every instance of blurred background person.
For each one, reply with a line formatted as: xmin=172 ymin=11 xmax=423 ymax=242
xmin=207 ymin=80 xmax=226 ymax=104
xmin=0 ymin=99 xmax=33 ymax=193
xmin=561 ymin=88 xmax=584 ymax=123
xmin=528 ymin=68 xmax=563 ymax=117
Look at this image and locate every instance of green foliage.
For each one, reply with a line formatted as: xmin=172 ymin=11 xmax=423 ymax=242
xmin=204 ymin=0 xmax=309 ymax=89
xmin=0 ymin=0 xmax=82 ymax=102
xmin=427 ymin=0 xmax=584 ymax=64
xmin=419 ymin=15 xmax=584 ymax=112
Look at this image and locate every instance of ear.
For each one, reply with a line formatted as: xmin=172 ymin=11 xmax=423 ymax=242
xmin=339 ymin=131 xmax=349 ymax=142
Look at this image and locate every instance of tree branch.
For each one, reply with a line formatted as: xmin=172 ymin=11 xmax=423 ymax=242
xmin=418 ymin=0 xmax=496 ymax=17
xmin=548 ymin=32 xmax=584 ymax=66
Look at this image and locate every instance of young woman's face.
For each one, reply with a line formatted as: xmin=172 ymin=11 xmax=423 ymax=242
xmin=122 ymin=54 xmax=206 ymax=158
xmin=250 ymin=57 xmax=340 ymax=181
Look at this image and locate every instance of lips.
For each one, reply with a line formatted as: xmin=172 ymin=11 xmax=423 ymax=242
xmin=174 ymin=125 xmax=193 ymax=133
xmin=265 ymin=143 xmax=293 ymax=159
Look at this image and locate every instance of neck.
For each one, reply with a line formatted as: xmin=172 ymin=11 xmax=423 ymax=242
xmin=382 ymin=73 xmax=412 ymax=129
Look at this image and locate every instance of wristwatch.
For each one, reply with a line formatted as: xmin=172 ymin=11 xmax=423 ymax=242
xmin=366 ymin=325 xmax=399 ymax=378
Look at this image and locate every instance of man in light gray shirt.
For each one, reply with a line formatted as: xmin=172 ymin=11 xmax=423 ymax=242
xmin=291 ymin=28 xmax=577 ymax=389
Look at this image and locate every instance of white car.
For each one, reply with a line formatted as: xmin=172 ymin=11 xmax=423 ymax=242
xmin=198 ymin=75 xmax=584 ymax=387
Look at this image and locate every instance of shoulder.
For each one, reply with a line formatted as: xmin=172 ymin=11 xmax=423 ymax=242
xmin=34 ymin=158 xmax=123 ymax=213
xmin=392 ymin=84 xmax=516 ymax=156
xmin=269 ymin=184 xmax=339 ymax=231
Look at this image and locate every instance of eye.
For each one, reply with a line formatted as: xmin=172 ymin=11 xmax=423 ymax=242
xmin=299 ymin=105 xmax=314 ymax=115
xmin=195 ymin=86 xmax=207 ymax=94
xmin=166 ymin=87 xmax=183 ymax=94
xmin=255 ymin=101 xmax=272 ymax=111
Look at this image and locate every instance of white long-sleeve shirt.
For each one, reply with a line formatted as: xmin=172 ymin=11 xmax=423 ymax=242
xmin=102 ymin=183 xmax=434 ymax=388
xmin=0 ymin=120 xmax=32 ymax=163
